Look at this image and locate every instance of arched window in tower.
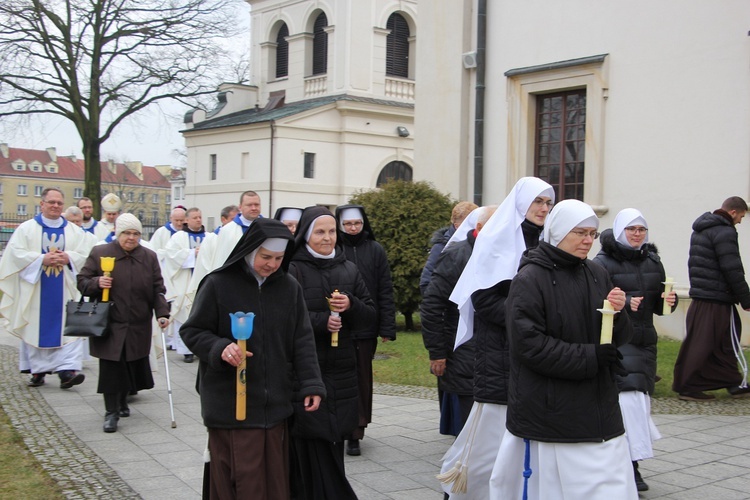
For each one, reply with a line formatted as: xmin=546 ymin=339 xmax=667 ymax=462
xmin=376 ymin=161 xmax=413 ymax=187
xmin=276 ymin=23 xmax=289 ymax=79
xmin=386 ymin=13 xmax=410 ymax=78
xmin=312 ymin=13 xmax=328 ymax=76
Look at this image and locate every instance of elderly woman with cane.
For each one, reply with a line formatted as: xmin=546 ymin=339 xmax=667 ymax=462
xmin=78 ymin=213 xmax=170 ymax=433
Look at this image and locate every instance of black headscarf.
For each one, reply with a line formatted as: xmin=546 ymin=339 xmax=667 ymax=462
xmin=293 ymin=206 xmax=340 ymax=253
xmin=215 ymin=218 xmax=295 ymax=274
xmin=334 ymin=204 xmax=376 ymax=246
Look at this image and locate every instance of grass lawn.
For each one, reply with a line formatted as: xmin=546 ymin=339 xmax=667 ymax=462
xmin=375 ymin=322 xmax=708 ymax=401
xmin=0 ymin=406 xmax=64 ymax=499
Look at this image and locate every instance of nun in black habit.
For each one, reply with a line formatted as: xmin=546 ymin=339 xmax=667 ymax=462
xmin=287 ymin=206 xmax=376 ymax=500
xmin=181 ymin=218 xmax=325 ymax=500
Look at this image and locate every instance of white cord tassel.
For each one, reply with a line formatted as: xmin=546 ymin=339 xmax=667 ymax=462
xmin=436 ymin=404 xmax=483 ymax=494
xmin=203 ymin=434 xmax=211 ymax=463
xmin=436 ymin=459 xmax=465 ymax=485
xmin=730 ymin=309 xmax=748 ymax=388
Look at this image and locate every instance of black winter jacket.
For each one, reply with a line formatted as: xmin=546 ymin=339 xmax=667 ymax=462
xmin=180 ymin=219 xmax=325 ymax=430
xmin=688 ymin=210 xmax=750 ymax=308
xmin=420 ymin=225 xmax=455 ymax=295
xmin=506 ymin=242 xmax=633 ymax=443
xmin=420 ymin=231 xmax=476 ymax=396
xmin=288 ymin=246 xmax=376 ymax=442
xmin=334 ymin=204 xmax=397 ymax=341
xmin=471 ymin=219 xmax=543 ymax=404
xmin=594 ymin=229 xmax=676 ymax=394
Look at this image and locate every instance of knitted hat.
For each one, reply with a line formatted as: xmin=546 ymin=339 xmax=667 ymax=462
xmin=115 ymin=213 xmax=142 ymax=237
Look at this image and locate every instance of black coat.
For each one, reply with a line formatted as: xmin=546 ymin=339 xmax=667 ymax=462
xmin=594 ymin=229 xmax=676 ymax=394
xmin=335 ymin=205 xmax=397 ymax=340
xmin=420 ymin=225 xmax=454 ymax=295
xmin=688 ymin=210 xmax=750 ymax=308
xmin=506 ymin=242 xmax=633 ymax=443
xmin=471 ymin=219 xmax=543 ymax=404
xmin=180 ymin=218 xmax=325 ymax=429
xmin=420 ymin=231 xmax=476 ymax=396
xmin=287 ymin=207 xmax=376 ymax=441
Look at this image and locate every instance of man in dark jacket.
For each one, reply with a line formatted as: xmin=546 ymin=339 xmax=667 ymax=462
xmin=420 ymin=205 xmax=495 ymax=436
xmin=335 ymin=205 xmax=397 ymax=456
xmin=673 ymin=196 xmax=750 ymax=401
xmin=419 ymin=201 xmax=477 ymax=294
xmin=181 ymin=218 xmax=325 ymax=499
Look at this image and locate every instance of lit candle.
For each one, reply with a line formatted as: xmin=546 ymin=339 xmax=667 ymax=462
xmin=100 ymin=257 xmax=116 ymax=302
xmin=662 ymin=277 xmax=675 ymax=316
xmin=230 ymin=312 xmax=255 ymax=421
xmin=598 ymin=300 xmax=616 ymax=344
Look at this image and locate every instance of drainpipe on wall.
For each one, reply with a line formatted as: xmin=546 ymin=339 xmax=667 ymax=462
xmin=473 ymin=0 xmax=487 ymax=206
xmin=268 ymin=120 xmax=276 ymax=217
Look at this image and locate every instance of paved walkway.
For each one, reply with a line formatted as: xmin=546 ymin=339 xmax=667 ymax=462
xmin=2 ymin=323 xmax=750 ymax=499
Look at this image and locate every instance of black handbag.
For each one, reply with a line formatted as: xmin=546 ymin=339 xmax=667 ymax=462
xmin=63 ymin=298 xmax=113 ymax=338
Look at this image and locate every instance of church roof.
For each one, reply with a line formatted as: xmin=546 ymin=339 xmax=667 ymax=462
xmin=185 ymin=94 xmax=414 ymax=132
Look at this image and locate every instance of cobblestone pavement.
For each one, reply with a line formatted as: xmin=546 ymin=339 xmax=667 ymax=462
xmin=0 ymin=344 xmax=140 ymax=499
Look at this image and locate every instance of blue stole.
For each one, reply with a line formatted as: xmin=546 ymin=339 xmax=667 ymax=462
xmin=164 ymin=222 xmax=178 ymax=236
xmin=232 ymin=214 xmax=263 ymax=234
xmin=35 ymin=215 xmax=67 ymax=348
xmin=187 ymin=231 xmax=205 ymax=249
xmin=232 ymin=213 xmax=251 ymax=234
xmin=185 ymin=229 xmax=205 ymax=275
xmin=105 ymin=231 xmax=115 ymax=243
xmin=83 ymin=219 xmax=98 ymax=234
xmin=213 ymin=226 xmax=221 ymax=235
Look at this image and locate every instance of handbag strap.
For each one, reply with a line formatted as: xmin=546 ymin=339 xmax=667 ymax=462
xmin=76 ymin=297 xmax=101 ymax=312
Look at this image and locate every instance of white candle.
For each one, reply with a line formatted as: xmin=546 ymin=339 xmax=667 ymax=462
xmin=663 ymin=277 xmax=674 ymax=316
xmin=599 ymin=300 xmax=615 ymax=344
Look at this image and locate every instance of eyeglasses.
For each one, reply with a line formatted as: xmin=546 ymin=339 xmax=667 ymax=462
xmin=569 ymin=229 xmax=600 ymax=239
xmin=532 ymin=198 xmax=554 ymax=208
xmin=42 ymin=200 xmax=64 ymax=206
xmin=120 ymin=231 xmax=141 ymax=238
xmin=342 ymin=221 xmax=363 ymax=228
xmin=625 ymin=227 xmax=648 ymax=235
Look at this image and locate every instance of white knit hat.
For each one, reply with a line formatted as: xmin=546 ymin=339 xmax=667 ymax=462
xmin=115 ymin=213 xmax=142 ymax=237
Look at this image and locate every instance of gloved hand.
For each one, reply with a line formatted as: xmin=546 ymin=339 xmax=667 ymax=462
xmin=595 ymin=343 xmax=628 ymax=378
xmin=595 ymin=343 xmax=619 ymax=368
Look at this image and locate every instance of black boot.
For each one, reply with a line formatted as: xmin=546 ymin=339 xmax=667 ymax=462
xmin=633 ymin=461 xmax=649 ymax=491
xmin=118 ymin=392 xmax=130 ymax=417
xmin=103 ymin=393 xmax=120 ymax=433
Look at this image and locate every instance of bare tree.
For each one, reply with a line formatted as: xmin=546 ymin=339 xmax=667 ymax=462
xmin=0 ymin=0 xmax=246 ymax=215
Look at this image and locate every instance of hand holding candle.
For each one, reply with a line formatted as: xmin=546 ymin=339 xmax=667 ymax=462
xmin=229 ymin=312 xmax=255 ymax=421
xmin=326 ymin=290 xmax=343 ymax=347
xmin=598 ymin=288 xmax=624 ymax=344
xmin=662 ymin=277 xmax=675 ymax=315
xmin=100 ymin=257 xmax=116 ymax=302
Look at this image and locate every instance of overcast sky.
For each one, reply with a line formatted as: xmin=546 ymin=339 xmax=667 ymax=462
xmin=2 ymin=2 xmax=252 ymax=169
xmin=4 ymin=101 xmax=188 ymax=167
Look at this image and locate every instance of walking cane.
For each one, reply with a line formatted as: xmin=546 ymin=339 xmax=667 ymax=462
xmin=159 ymin=321 xmax=177 ymax=428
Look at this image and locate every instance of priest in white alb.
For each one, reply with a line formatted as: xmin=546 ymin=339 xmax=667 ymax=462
xmin=164 ymin=208 xmax=215 ymax=362
xmin=0 ymin=188 xmax=89 ymax=389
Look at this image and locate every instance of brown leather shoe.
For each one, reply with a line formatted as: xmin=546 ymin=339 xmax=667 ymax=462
xmin=678 ymin=392 xmax=716 ymax=402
